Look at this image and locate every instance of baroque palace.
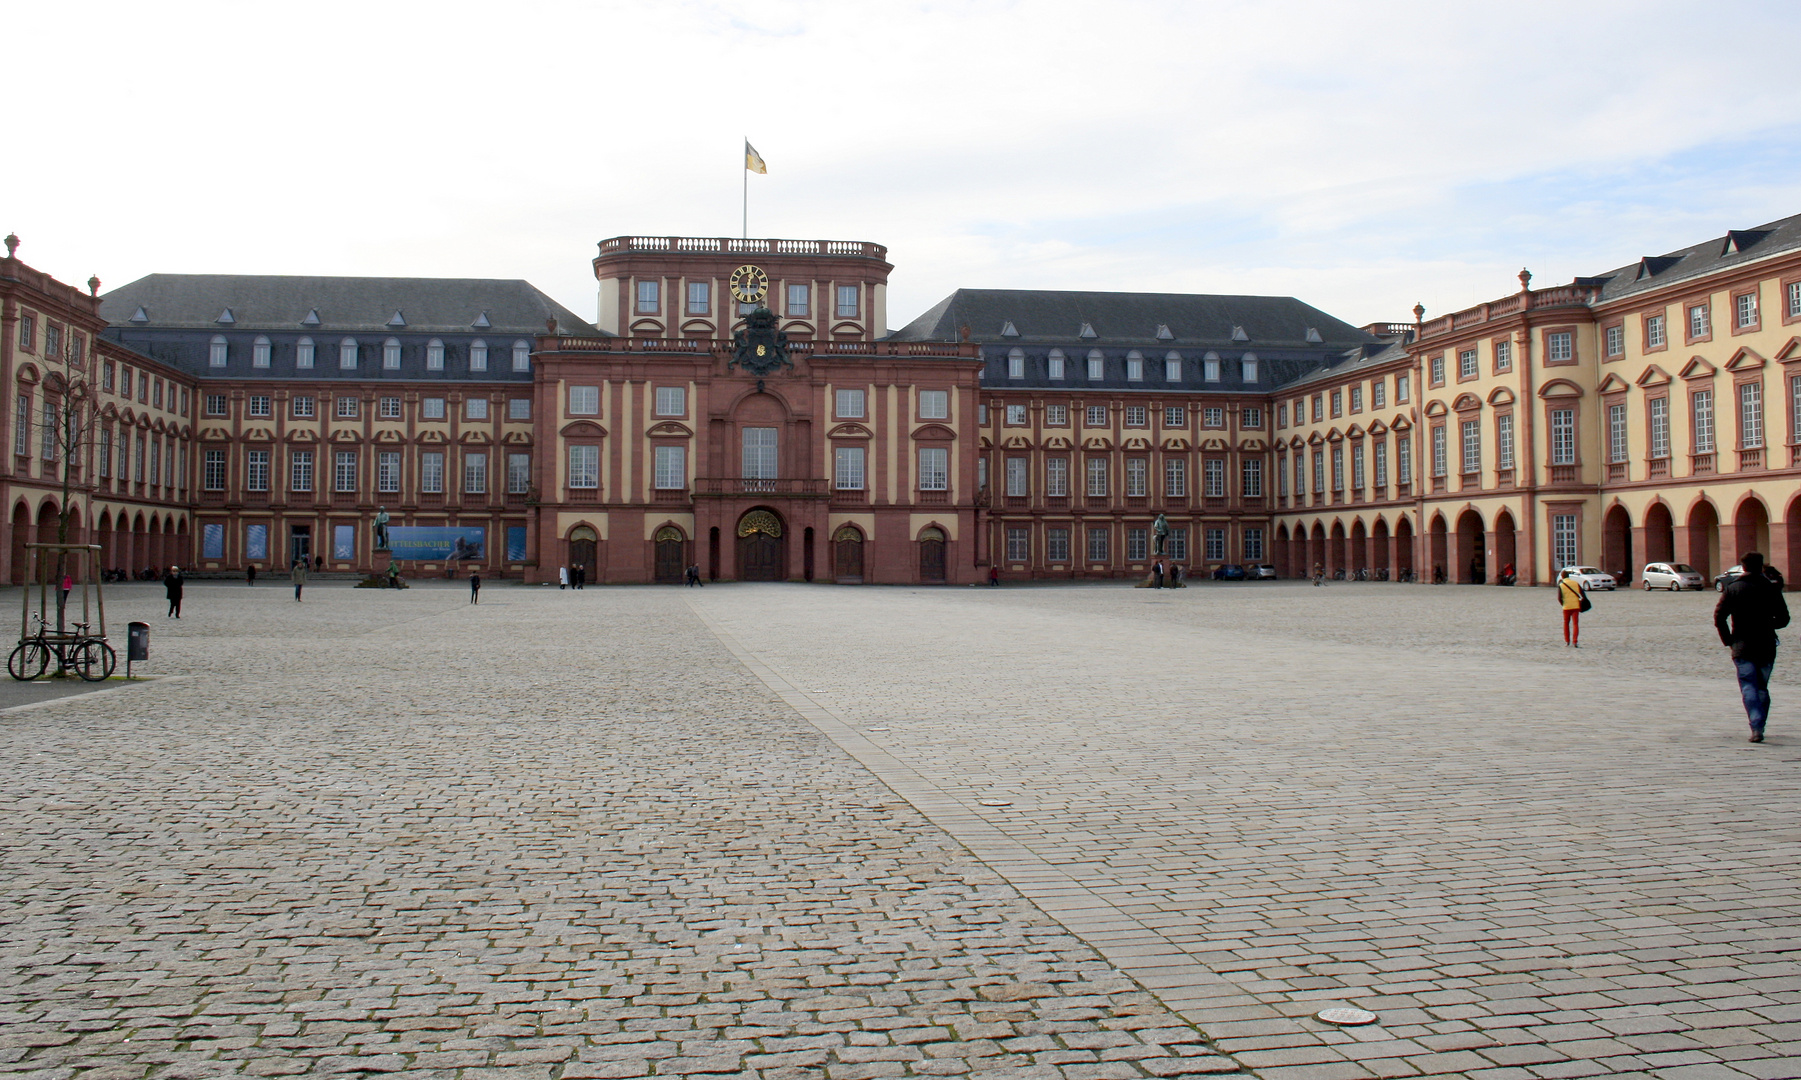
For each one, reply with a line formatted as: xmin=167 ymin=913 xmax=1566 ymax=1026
xmin=0 ymin=214 xmax=1797 ymax=586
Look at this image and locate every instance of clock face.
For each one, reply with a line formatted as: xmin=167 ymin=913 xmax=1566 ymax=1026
xmin=729 ymin=264 xmax=769 ymax=305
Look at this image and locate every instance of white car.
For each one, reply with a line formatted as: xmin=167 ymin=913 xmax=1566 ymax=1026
xmin=1641 ymin=562 xmax=1705 ymax=591
xmin=1559 ymin=566 xmax=1617 ymax=591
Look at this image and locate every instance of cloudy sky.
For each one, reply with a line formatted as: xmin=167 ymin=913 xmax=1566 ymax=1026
xmin=9 ymin=0 xmax=1801 ymax=330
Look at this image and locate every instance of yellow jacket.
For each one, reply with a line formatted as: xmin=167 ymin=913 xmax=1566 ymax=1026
xmin=1559 ymin=577 xmax=1585 ymax=611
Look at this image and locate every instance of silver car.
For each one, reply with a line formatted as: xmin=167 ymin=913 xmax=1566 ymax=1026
xmin=1641 ymin=562 xmax=1705 ymax=591
xmin=1248 ymin=564 xmax=1278 ymax=580
xmin=1559 ymin=565 xmax=1617 ymax=591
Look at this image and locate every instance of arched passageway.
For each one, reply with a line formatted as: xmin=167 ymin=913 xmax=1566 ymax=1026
xmin=1349 ymin=520 xmax=1367 ymax=574
xmin=1395 ymin=516 xmax=1415 ymax=577
xmin=1273 ymin=524 xmax=1292 ymax=578
xmin=1309 ymin=522 xmax=1327 ymax=576
xmin=1644 ymin=502 xmax=1675 ymax=565
xmin=1735 ymin=498 xmax=1771 ymax=565
xmin=1428 ymin=514 xmax=1449 ymax=583
xmin=1683 ymin=501 xmax=1721 ymax=579
xmin=1493 ymin=509 xmax=1518 ymax=582
xmin=1328 ymin=521 xmax=1346 ymax=575
xmin=1603 ymin=505 xmax=1633 ymax=584
xmin=1455 ymin=508 xmax=1485 ymax=583
xmin=1370 ymin=518 xmax=1391 ymax=575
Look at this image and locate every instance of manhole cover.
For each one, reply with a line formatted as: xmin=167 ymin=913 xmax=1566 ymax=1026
xmin=1316 ymin=1007 xmax=1377 ymax=1026
xmin=978 ymin=799 xmax=1013 ymax=807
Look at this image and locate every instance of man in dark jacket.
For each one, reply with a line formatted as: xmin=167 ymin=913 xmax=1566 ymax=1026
xmin=1714 ymin=551 xmax=1790 ymax=743
xmin=163 ymin=566 xmax=184 ymax=619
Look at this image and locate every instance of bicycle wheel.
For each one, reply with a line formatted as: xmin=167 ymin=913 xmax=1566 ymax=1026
xmin=8 ymin=641 xmax=50 ymax=681
xmin=66 ymin=640 xmax=113 ymax=682
xmin=92 ymin=642 xmax=117 ymax=680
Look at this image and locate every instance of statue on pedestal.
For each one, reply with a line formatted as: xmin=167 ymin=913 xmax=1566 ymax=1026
xmin=1152 ymin=512 xmax=1170 ymax=556
xmin=373 ymin=506 xmax=391 ymax=550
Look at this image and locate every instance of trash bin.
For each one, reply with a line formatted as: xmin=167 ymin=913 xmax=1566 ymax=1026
xmin=127 ymin=621 xmax=149 ymax=676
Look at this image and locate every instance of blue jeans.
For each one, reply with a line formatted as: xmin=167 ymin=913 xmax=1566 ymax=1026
xmin=1734 ymin=657 xmax=1774 ymax=732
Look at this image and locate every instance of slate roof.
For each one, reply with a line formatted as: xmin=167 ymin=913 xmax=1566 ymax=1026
xmin=889 ymin=288 xmax=1376 ymax=349
xmin=98 ymin=274 xmax=601 ymax=336
xmin=1585 ymin=211 xmax=1801 ymax=303
xmin=1281 ymin=339 xmax=1412 ymax=391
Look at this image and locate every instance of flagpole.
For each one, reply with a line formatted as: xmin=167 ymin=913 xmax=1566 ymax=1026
xmin=742 ymin=137 xmax=748 ymax=240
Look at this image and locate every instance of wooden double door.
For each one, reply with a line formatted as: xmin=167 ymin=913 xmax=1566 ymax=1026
xmin=739 ymin=533 xmax=784 ymax=580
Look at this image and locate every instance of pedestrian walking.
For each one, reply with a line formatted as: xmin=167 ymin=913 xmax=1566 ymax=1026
xmin=988 ymin=565 xmax=1000 ymax=587
xmin=246 ymin=564 xmax=257 ymax=587
xmin=1714 ymin=551 xmax=1790 ymax=743
xmin=686 ymin=563 xmax=701 ymax=587
xmin=1313 ymin=562 xmax=1324 ymax=587
xmin=163 ymin=566 xmax=184 ymax=619
xmin=1558 ymin=569 xmax=1587 ymax=647
xmin=57 ymin=572 xmax=73 ymax=623
xmin=292 ymin=559 xmax=307 ymax=602
xmin=1152 ymin=560 xmax=1165 ymax=589
xmin=574 ymin=564 xmax=585 ymax=590
xmin=469 ymin=569 xmax=482 ymax=604
xmin=559 ymin=565 xmax=569 ymax=590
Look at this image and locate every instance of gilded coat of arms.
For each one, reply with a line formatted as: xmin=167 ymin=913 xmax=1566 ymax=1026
xmin=729 ymin=306 xmax=793 ymax=377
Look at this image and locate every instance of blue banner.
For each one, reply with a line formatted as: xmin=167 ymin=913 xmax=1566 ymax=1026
xmin=506 ymin=526 xmax=527 ymax=562
xmin=333 ymin=524 xmax=356 ymax=561
xmin=245 ymin=523 xmax=268 ymax=561
xmin=202 ymin=523 xmax=225 ymax=559
xmin=387 ymin=526 xmax=486 ymax=561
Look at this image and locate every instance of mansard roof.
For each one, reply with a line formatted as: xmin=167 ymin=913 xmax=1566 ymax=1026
xmin=889 ymin=288 xmax=1376 ymax=349
xmin=1586 ymin=210 xmax=1801 ymax=303
xmin=98 ymin=274 xmax=602 ymax=336
xmin=1280 ymin=339 xmax=1412 ymax=390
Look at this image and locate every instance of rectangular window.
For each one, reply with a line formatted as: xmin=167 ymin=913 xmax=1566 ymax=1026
xmin=569 ymin=385 xmax=599 ymax=415
xmin=1126 ymin=458 xmax=1147 ymax=497
xmin=1126 ymin=355 xmax=1143 ymax=381
xmin=426 ymin=340 xmax=445 ymax=370
xmin=654 ymin=445 xmax=686 ymax=490
xmin=1331 ymin=390 xmax=1343 ymax=417
xmin=1331 ymin=445 xmax=1344 ymax=491
xmin=1351 ymin=443 xmax=1365 ymax=490
xmin=836 ymin=284 xmax=859 ymax=317
xmin=1495 ymin=339 xmax=1514 ymax=370
xmin=1693 ymin=390 xmax=1714 ymax=453
xmin=1242 ymin=457 xmax=1263 ymax=497
xmin=1163 ymin=406 xmax=1186 ymax=428
xmin=1740 ymin=381 xmax=1764 ymax=449
xmin=1125 ymin=405 xmax=1147 ymax=427
xmin=1045 ymin=404 xmax=1067 ymax=426
xmin=1604 ymin=326 xmax=1623 ymax=358
xmin=1086 ymin=456 xmax=1108 ymax=497
xmin=422 ymin=397 xmax=446 ymax=420
xmin=102 ymin=362 xmax=115 ymax=392
xmin=1008 ymin=351 xmax=1025 ymax=379
xmin=1790 ymin=281 xmax=1801 ymax=319
xmin=501 ymin=451 xmax=530 ymax=494
xmin=1551 ymin=408 xmax=1576 ymax=464
xmin=1006 ymin=528 xmax=1029 ymax=563
xmin=1553 ymin=513 xmax=1579 ymax=570
xmin=1243 ymin=528 xmax=1264 ymax=562
xmin=1205 ymin=528 xmax=1226 ymax=562
xmin=687 ymin=281 xmax=710 ymax=315
xmin=1086 ymin=527 xmax=1109 ymax=563
xmin=1497 ymin=414 xmax=1515 ymax=470
xmin=1349 ymin=387 xmax=1362 ymax=413
xmin=206 ymin=394 xmax=227 ymax=416
xmin=1047 ymin=528 xmax=1069 ymax=562
xmin=470 ymin=341 xmax=487 ymax=371
xmin=567 ymin=445 xmax=598 ymax=489
xmin=1088 ymin=355 xmax=1104 ymax=380
xmin=1430 ymin=356 xmax=1445 ymax=385
xmin=1203 ymin=358 xmax=1220 ymax=382
xmin=1277 ymin=404 xmax=1287 ymax=429
xmin=1646 ymin=313 xmax=1667 ymax=348
xmin=17 ymin=315 xmax=33 ymax=351
xmin=1432 ymin=425 xmax=1447 ymax=476
xmin=290 ymin=450 xmax=314 ymax=492
xmin=918 ymin=390 xmax=949 ymax=419
xmin=383 ymin=340 xmax=401 ymax=370
xmin=203 ymin=449 xmax=226 ymax=491
xmin=1312 ymin=395 xmax=1324 ymax=422
xmin=379 ymin=451 xmax=401 ymax=493
xmin=742 ymin=427 xmax=778 ymax=479
xmin=1046 ymin=456 xmax=1069 ymax=497
xmin=1547 ymin=331 xmax=1573 ymax=362
xmin=336 ymin=396 xmax=358 ymax=418
xmin=465 ymin=398 xmax=488 ymax=420
xmin=1165 ymin=457 xmax=1186 ymax=497
xmin=98 ymin=428 xmax=111 ymax=477
xmin=1649 ymin=397 xmax=1670 ymax=459
xmin=636 ymin=280 xmax=660 ymax=313
xmin=1311 ymin=450 xmax=1325 ymax=493
xmin=1203 ymin=407 xmax=1224 ymax=428
xmin=1397 ymin=435 xmax=1412 ymax=483
xmin=1006 ymin=456 xmax=1028 ymax=497
xmin=1242 ymin=407 xmax=1262 ymax=428
xmin=836 ymin=388 xmax=866 ymax=419
xmin=1086 ymin=405 xmax=1107 ymax=427
xmin=1395 ymin=375 xmax=1409 ymax=403
xmin=979 ymin=404 xmax=989 ymax=425
xmin=1005 ymin=404 xmax=1027 ymax=425
xmin=781 ymin=283 xmax=808 ymax=316
xmin=247 ymin=449 xmax=270 ymax=492
xmin=1688 ymin=303 xmax=1709 ymax=338
xmin=1374 ymin=440 xmax=1388 ymax=487
xmin=1793 ymin=376 xmax=1801 ymax=443
xmin=1609 ymin=403 xmax=1628 ymax=463
xmin=339 ymin=340 xmax=358 ymax=370
xmin=508 ymin=398 xmax=530 ymax=421
xmin=834 ymin=446 xmax=866 ymax=490
xmin=335 ymin=450 xmax=358 ymax=493
xmin=1293 ymin=453 xmax=1305 ymax=496
xmin=293 ymin=395 xmax=315 ymax=418
xmin=1459 ymin=349 xmax=1477 ymax=379
xmin=420 ymin=451 xmax=445 ymax=493
xmin=1127 ymin=528 xmax=1148 ymax=561
xmin=380 ymin=396 xmax=402 ymax=419
xmin=1165 ymin=358 xmax=1181 ymax=382
xmin=209 ymin=337 xmax=227 ymax=367
xmin=463 ymin=453 xmax=487 ymax=494
xmin=1203 ymin=457 xmax=1224 ymax=497
xmin=296 ymin=339 xmax=315 ymax=368
xmin=1461 ymin=419 xmax=1481 ymax=474
xmin=1048 ymin=352 xmax=1066 ymax=379
xmin=41 ymin=401 xmax=56 ymax=460
xmin=919 ymin=447 xmax=948 ymax=491
xmin=134 ymin=435 xmax=145 ymax=482
xmin=1242 ymin=357 xmax=1258 ymax=382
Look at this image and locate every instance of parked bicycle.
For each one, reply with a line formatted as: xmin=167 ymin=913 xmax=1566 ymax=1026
xmin=9 ymin=613 xmax=117 ymax=682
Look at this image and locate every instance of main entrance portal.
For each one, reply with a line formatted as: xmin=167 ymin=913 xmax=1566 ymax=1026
xmin=736 ymin=510 xmax=785 ymax=581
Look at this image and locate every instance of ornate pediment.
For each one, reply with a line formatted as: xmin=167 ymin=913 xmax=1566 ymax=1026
xmin=1043 ymin=434 xmax=1074 ymax=450
xmin=1121 ymin=435 xmax=1152 ymax=451
xmin=1776 ymin=336 xmax=1801 ymax=362
xmin=1595 ymin=374 xmax=1631 ymax=395
xmin=285 ymin=428 xmax=318 ymax=443
xmin=649 ymin=421 xmax=696 ymax=438
xmin=14 ymin=362 xmax=39 ymax=385
xmin=629 ymin=318 xmax=664 ymax=334
xmin=911 ymin=423 xmax=956 ymax=442
xmin=1388 ymin=414 xmax=1412 ymax=431
xmin=330 ymin=428 xmax=362 ymax=443
xmin=1451 ymin=393 xmax=1483 ymax=413
xmin=1160 ymin=435 xmax=1190 ymax=451
xmin=1081 ymin=435 xmax=1113 ymax=451
xmin=1343 ymin=425 xmax=1364 ymax=440
xmin=373 ymin=429 xmax=406 ymax=444
xmin=978 ymin=435 xmax=993 ymax=449
xmin=241 ymin=426 xmax=274 ymax=443
xmin=1724 ymin=346 xmax=1768 ymax=371
xmin=198 ymin=424 xmax=229 ymax=441
xmin=829 ymin=422 xmax=873 ymax=440
xmin=1200 ymin=436 xmax=1230 ymax=451
xmin=1539 ymin=377 xmax=1585 ymax=398
xmin=679 ymin=319 xmax=716 ymax=336
xmin=558 ymin=420 xmax=607 ymax=439
xmin=1365 ymin=419 xmax=1388 ymax=435
xmin=458 ymin=430 xmax=492 ymax=445
xmin=500 ymin=430 xmax=534 ymax=446
xmin=1636 ymin=363 xmax=1673 ymax=387
xmin=1000 ymin=434 xmax=1033 ymax=449
xmin=1487 ymin=387 xmax=1516 ymax=405
xmin=1679 ymin=355 xmax=1717 ymax=379
xmin=1238 ymin=438 xmax=1266 ymax=452
xmin=1423 ymin=399 xmax=1449 ymax=417
xmin=417 ymin=429 xmax=449 ymax=445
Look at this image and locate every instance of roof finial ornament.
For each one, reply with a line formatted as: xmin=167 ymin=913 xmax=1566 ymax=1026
xmin=958 ymin=324 xmax=971 ymax=342
xmin=88 ymin=275 xmax=101 ymax=297
xmin=3 ymin=234 xmax=17 ymax=259
xmin=1518 ymin=268 xmax=1532 ymax=291
xmin=546 ymin=318 xmax=557 ymax=334
xmin=1412 ymin=303 xmax=1425 ymax=324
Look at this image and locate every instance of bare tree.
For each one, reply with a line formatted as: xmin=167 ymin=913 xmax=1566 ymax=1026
xmin=33 ymin=333 xmax=101 ymax=605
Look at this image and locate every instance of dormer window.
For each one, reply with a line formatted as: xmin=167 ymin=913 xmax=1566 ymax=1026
xmin=1155 ymin=324 xmax=1173 ymax=341
xmin=470 ymin=339 xmax=488 ymax=372
xmin=301 ymin=308 xmax=321 ymax=326
xmin=1203 ymin=351 xmax=1220 ymax=382
xmin=1078 ymin=322 xmax=1097 ymax=339
xmin=1242 ymin=353 xmax=1259 ymax=382
xmin=1086 ymin=349 xmax=1104 ymax=380
xmin=129 ymin=306 xmax=148 ymax=323
xmin=296 ymin=337 xmax=315 ymax=369
xmin=209 ymin=335 xmax=228 ymax=367
xmin=472 ymin=311 xmax=492 ymax=329
xmin=1007 ymin=348 xmax=1025 ymax=379
xmin=427 ymin=339 xmax=445 ymax=370
xmin=1165 ymin=352 xmax=1182 ymax=382
xmin=1231 ymin=326 xmax=1249 ymax=342
xmin=339 ymin=337 xmax=359 ymax=370
xmin=383 ymin=337 xmax=402 ymax=370
xmin=1000 ymin=320 xmax=1019 ymax=337
xmin=387 ymin=311 xmax=406 ymax=327
xmin=1125 ymin=350 xmax=1144 ymax=381
xmin=253 ymin=336 xmax=271 ymax=368
xmin=512 ymin=340 xmax=531 ymax=372
xmin=1048 ymin=348 xmax=1066 ymax=380
xmin=1305 ymin=327 xmax=1323 ymax=343
xmin=216 ymin=308 xmax=235 ymax=325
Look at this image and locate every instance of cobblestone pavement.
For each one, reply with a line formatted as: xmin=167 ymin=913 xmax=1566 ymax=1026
xmin=689 ymin=581 xmax=1801 ymax=1080
xmin=1 ymin=583 xmax=1234 ymax=1080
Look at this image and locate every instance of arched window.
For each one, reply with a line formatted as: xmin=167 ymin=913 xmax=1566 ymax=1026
xmin=252 ymin=335 xmax=271 ymax=368
xmin=1047 ymin=348 xmax=1066 ymax=380
xmin=469 ymin=339 xmax=488 ymax=372
xmin=296 ymin=337 xmax=315 ymax=369
xmin=1125 ymin=350 xmax=1144 ymax=381
xmin=426 ymin=338 xmax=445 ymax=370
xmin=512 ymin=339 xmax=531 ymax=372
xmin=1007 ymin=348 xmax=1025 ymax=379
xmin=383 ymin=337 xmax=402 ymax=370
xmin=1086 ymin=349 xmax=1105 ymax=381
xmin=209 ymin=335 xmax=228 ymax=368
xmin=1164 ymin=351 xmax=1182 ymax=382
xmin=1242 ymin=352 xmax=1259 ymax=383
xmin=339 ymin=337 xmax=359 ymax=370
